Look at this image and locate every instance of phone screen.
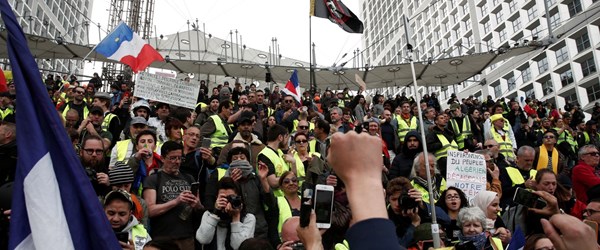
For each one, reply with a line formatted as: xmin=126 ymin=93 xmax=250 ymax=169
xmin=190 ymin=182 xmax=200 ymax=196
xmin=314 ymin=188 xmax=334 ymax=226
xmin=115 ymin=232 xmax=129 ymax=243
xmin=513 ymin=187 xmax=546 ymax=209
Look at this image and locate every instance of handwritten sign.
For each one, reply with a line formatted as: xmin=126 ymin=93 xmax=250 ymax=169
xmin=134 ymin=72 xmax=200 ymax=109
xmin=446 ymin=150 xmax=487 ymax=204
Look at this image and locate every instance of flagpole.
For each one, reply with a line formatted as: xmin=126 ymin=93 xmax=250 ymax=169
xmin=309 ymin=14 xmax=314 ymax=94
xmin=69 ymin=21 xmax=124 ymax=81
xmin=404 ymin=15 xmax=441 ymax=249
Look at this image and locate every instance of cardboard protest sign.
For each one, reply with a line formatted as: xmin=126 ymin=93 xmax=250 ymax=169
xmin=135 ymin=72 xmax=200 ymax=109
xmin=446 ymin=150 xmax=487 ymax=204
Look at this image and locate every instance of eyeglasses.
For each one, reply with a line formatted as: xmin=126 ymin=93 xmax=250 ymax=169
xmin=543 ymin=135 xmax=555 ymax=139
xmin=445 ymin=195 xmax=460 ymax=200
xmin=298 ymin=126 xmax=309 ymax=129
xmin=585 ymin=152 xmax=600 ymax=157
xmin=185 ymin=133 xmax=200 ymax=139
xmin=295 ymin=140 xmax=308 ymax=144
xmin=283 ymin=177 xmax=298 ymax=184
xmin=584 ymin=208 xmax=600 ymax=215
xmin=82 ymin=148 xmax=104 ymax=155
xmin=284 ymin=100 xmax=293 ymax=103
xmin=485 ymin=159 xmax=494 ymax=164
xmin=484 ymin=144 xmax=497 ymax=148
xmin=166 ymin=156 xmax=184 ymax=162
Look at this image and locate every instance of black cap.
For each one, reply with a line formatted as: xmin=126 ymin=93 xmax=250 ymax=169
xmin=89 ymin=106 xmax=103 ymax=115
xmin=238 ymin=110 xmax=256 ymax=124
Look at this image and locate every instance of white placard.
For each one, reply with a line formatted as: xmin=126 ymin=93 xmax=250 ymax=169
xmin=134 ymin=72 xmax=200 ymax=109
xmin=446 ymin=150 xmax=487 ymax=204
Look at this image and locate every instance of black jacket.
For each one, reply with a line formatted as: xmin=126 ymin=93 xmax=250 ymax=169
xmin=389 ymin=131 xmax=423 ymax=179
xmin=0 ymin=140 xmax=16 ymax=186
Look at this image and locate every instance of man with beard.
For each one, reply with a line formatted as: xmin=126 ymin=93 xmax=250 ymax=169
xmin=80 ymin=135 xmax=111 ymax=197
xmin=275 ymin=95 xmax=299 ymax=133
xmin=397 ymin=101 xmax=418 ymax=146
xmin=228 ymin=94 xmax=253 ymax=123
xmin=201 ymin=100 xmax=233 ymax=152
xmin=380 ymin=109 xmax=399 ymax=158
xmin=218 ymin=111 xmax=266 ymax=168
xmin=60 ymin=86 xmax=89 ymax=125
xmin=329 ymin=107 xmax=349 ymax=133
xmin=389 ymin=131 xmax=423 ymax=179
xmin=78 ymin=106 xmax=113 ymax=150
xmin=257 ymin=124 xmax=296 ymax=197
xmin=195 ymin=96 xmax=220 ymax=126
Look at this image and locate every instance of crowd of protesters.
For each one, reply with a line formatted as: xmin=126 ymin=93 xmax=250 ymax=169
xmin=1 ymin=73 xmax=600 ymax=250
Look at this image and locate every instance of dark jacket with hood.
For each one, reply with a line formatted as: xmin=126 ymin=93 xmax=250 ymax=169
xmin=389 ymin=131 xmax=423 ymax=179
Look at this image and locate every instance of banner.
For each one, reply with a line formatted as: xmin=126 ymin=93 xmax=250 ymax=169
xmin=134 ymin=72 xmax=200 ymax=109
xmin=446 ymin=150 xmax=487 ymax=204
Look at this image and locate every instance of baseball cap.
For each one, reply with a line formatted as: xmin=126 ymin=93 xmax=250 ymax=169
xmin=450 ymin=103 xmax=460 ymax=111
xmin=130 ymin=117 xmax=148 ymax=126
xmin=103 ymin=189 xmax=134 ymax=209
xmin=94 ymin=92 xmax=111 ymax=100
xmin=238 ymin=111 xmax=256 ymax=124
xmin=89 ymin=106 xmax=103 ymax=115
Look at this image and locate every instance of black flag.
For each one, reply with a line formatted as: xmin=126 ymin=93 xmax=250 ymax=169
xmin=310 ymin=0 xmax=364 ymax=33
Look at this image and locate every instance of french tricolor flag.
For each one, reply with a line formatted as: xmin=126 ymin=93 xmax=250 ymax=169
xmin=282 ymin=69 xmax=302 ymax=104
xmin=96 ymin=21 xmax=164 ymax=73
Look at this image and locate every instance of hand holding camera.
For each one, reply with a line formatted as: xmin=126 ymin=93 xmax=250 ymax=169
xmin=225 ymin=195 xmax=242 ymax=221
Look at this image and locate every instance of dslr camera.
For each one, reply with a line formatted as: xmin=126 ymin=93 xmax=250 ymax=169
xmin=227 ymin=195 xmax=242 ymax=209
xmin=399 ymin=192 xmax=418 ymax=210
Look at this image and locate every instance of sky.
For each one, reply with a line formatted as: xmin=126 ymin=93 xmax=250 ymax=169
xmin=89 ymin=0 xmax=364 ymax=68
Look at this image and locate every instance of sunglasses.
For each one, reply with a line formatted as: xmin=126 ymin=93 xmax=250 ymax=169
xmin=283 ymin=177 xmax=298 ymax=184
xmin=586 ymin=152 xmax=600 ymax=157
xmin=298 ymin=126 xmax=309 ymax=129
xmin=295 ymin=140 xmax=308 ymax=144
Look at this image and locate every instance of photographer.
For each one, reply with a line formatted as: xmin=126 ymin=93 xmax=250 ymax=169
xmin=80 ymin=135 xmax=111 ymax=198
xmin=196 ymin=177 xmax=256 ymax=250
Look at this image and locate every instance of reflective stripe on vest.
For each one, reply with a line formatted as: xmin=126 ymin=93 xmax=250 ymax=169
xmin=130 ymin=224 xmax=150 ymax=249
xmin=397 ymin=116 xmax=417 ymax=143
xmin=557 ymin=130 xmax=578 ymax=153
xmin=0 ymin=108 xmax=14 ymax=120
xmin=506 ymin=167 xmax=537 ymax=187
xmin=258 ymin=147 xmax=288 ymax=197
xmin=209 ymin=114 xmax=229 ymax=149
xmin=292 ymin=152 xmax=320 ymax=186
xmin=308 ymin=139 xmax=317 ymax=154
xmin=411 ymin=178 xmax=447 ymax=204
xmin=490 ymin=128 xmax=515 ymax=159
xmin=115 ymin=139 xmax=132 ymax=162
xmin=216 ymin=168 xmax=226 ymax=180
xmin=334 ymin=240 xmax=350 ymax=250
xmin=434 ymin=134 xmax=458 ymax=160
xmin=101 ymin=113 xmax=117 ymax=131
xmin=267 ymin=107 xmax=275 ymax=117
xmin=277 ymin=196 xmax=299 ymax=234
xmin=62 ymin=103 xmax=89 ymax=119
xmin=450 ymin=116 xmax=472 ymax=149
xmin=196 ymin=102 xmax=207 ymax=109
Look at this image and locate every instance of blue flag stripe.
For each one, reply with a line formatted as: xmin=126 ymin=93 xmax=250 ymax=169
xmin=96 ymin=22 xmax=134 ymax=57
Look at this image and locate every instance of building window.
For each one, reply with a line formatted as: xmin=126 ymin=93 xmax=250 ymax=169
xmin=560 ymin=69 xmax=574 ymax=87
xmin=575 ymin=33 xmax=591 ymax=53
xmin=509 ymin=1 xmax=517 ymax=12
xmin=522 ymin=67 xmax=532 ymax=82
xmin=549 ymin=14 xmax=560 ymax=29
xmin=513 ymin=18 xmax=522 ymax=31
xmin=527 ymin=8 xmax=537 ymax=22
xmin=525 ymin=88 xmax=536 ymax=99
xmin=484 ymin=22 xmax=491 ymax=33
xmin=582 ymin=57 xmax=597 ymax=77
xmin=499 ymin=30 xmax=507 ymax=41
xmin=568 ymin=0 xmax=583 ymax=17
xmin=480 ymin=5 xmax=488 ymax=16
xmin=496 ymin=11 xmax=504 ymax=24
xmin=555 ymin=46 xmax=569 ymax=64
xmin=494 ymin=84 xmax=502 ymax=97
xmin=507 ymin=76 xmax=516 ymax=89
xmin=565 ymin=92 xmax=578 ymax=103
xmin=538 ymin=57 xmax=549 ymax=73
xmin=542 ymin=80 xmax=554 ymax=95
xmin=587 ymin=84 xmax=600 ymax=102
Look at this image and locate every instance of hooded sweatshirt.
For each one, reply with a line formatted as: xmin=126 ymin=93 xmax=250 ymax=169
xmin=119 ymin=216 xmax=151 ymax=250
xmin=388 ymin=131 xmax=423 ymax=179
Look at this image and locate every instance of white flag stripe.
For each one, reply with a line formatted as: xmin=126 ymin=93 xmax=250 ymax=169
xmin=108 ymin=32 xmax=146 ymax=60
xmin=21 ymin=153 xmax=74 ymax=250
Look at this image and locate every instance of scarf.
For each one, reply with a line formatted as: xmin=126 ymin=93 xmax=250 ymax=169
xmin=536 ymin=146 xmax=558 ymax=174
xmin=414 ymin=176 xmax=440 ymax=201
xmin=225 ymin=160 xmax=254 ymax=178
xmin=459 ymin=232 xmax=489 ymax=250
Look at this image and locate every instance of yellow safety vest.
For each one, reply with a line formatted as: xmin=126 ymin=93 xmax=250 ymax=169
xmin=276 ymin=196 xmax=300 ymax=234
xmin=196 ymin=102 xmax=207 ymax=109
xmin=337 ymin=99 xmax=345 ymax=108
xmin=434 ymin=134 xmax=458 ymax=160
xmin=335 ymin=240 xmax=350 ymax=250
xmin=215 ymin=168 xmax=227 ymax=180
xmin=258 ymin=147 xmax=288 ymax=197
xmin=0 ymin=108 xmax=14 ymax=120
xmin=505 ymin=167 xmax=537 ymax=187
xmin=583 ymin=131 xmax=600 ymax=145
xmin=267 ymin=107 xmax=275 ymax=118
xmin=101 ymin=113 xmax=118 ymax=131
xmin=130 ymin=224 xmax=150 ymax=249
xmin=62 ymin=103 xmax=89 ymax=120
xmin=115 ymin=139 xmax=132 ymax=162
xmin=397 ymin=116 xmax=417 ymax=143
xmin=490 ymin=128 xmax=515 ymax=159
xmin=308 ymin=139 xmax=317 ymax=154
xmin=208 ymin=114 xmax=230 ymax=149
xmin=292 ymin=120 xmax=315 ymax=134
xmin=292 ymin=152 xmax=320 ymax=187
xmin=450 ymin=116 xmax=472 ymax=149
xmin=557 ymin=130 xmax=578 ymax=153
xmin=411 ymin=178 xmax=447 ymax=204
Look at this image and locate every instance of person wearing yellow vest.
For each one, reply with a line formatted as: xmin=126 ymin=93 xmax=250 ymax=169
xmin=533 ymin=130 xmax=566 ymax=175
xmin=500 ymin=146 xmax=537 ymax=207
xmin=103 ymin=190 xmax=151 ymax=249
xmin=60 ymin=85 xmax=89 ymax=125
xmin=109 ymin=117 xmax=148 ymax=168
xmin=0 ymin=92 xmax=15 ymax=122
xmin=217 ymin=111 xmax=266 ymax=168
xmin=77 ymin=106 xmax=114 ymax=149
xmin=258 ymin=124 xmax=297 ymax=197
xmin=449 ymin=103 xmax=473 ymax=150
xmin=194 ymin=96 xmax=219 ymax=126
xmin=290 ymin=119 xmax=312 ymax=146
xmin=201 ymin=100 xmax=233 ymax=152
xmin=93 ymin=92 xmax=121 ymax=150
xmin=556 ymin=113 xmax=579 ymax=160
xmin=410 ymin=152 xmax=447 ymax=204
xmin=396 ymin=101 xmax=418 ymax=145
xmin=488 ymin=114 xmax=516 ymax=161
xmin=578 ymin=120 xmax=600 ymax=148
xmin=426 ymin=113 xmax=458 ymax=177
xmin=483 ymin=104 xmax=517 ymax=150
xmin=276 ymin=171 xmax=301 ymax=234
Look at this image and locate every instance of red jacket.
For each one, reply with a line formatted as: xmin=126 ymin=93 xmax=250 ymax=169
xmin=572 ymin=161 xmax=600 ymax=204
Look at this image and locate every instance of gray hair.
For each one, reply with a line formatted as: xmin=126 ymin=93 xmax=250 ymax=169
xmin=474 ymin=149 xmax=492 ymax=158
xmin=457 ymin=206 xmax=487 ymax=228
xmin=410 ymin=152 xmax=439 ymax=179
xmin=517 ymin=145 xmax=535 ymax=157
xmin=579 ymin=145 xmax=599 ymax=160
xmin=329 ymin=107 xmax=342 ymax=115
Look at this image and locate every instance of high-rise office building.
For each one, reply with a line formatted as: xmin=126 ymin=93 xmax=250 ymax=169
xmin=360 ymin=0 xmax=600 ymax=115
xmin=6 ymin=0 xmax=93 ymax=74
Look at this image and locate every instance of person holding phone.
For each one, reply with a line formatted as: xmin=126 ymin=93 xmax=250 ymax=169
xmin=104 ymin=189 xmax=151 ymax=250
xmin=196 ymin=177 xmax=256 ymax=250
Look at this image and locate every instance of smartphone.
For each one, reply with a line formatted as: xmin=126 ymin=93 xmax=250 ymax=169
xmin=314 ymin=184 xmax=334 ymax=229
xmin=300 ymin=183 xmax=314 ymax=227
xmin=190 ymin=182 xmax=200 ymax=196
xmin=421 ymin=240 xmax=434 ymax=250
xmin=201 ymin=138 xmax=212 ymax=148
xmin=513 ymin=187 xmax=547 ymax=209
xmin=584 ymin=220 xmax=599 ymax=243
xmin=115 ymin=231 xmax=129 ymax=243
